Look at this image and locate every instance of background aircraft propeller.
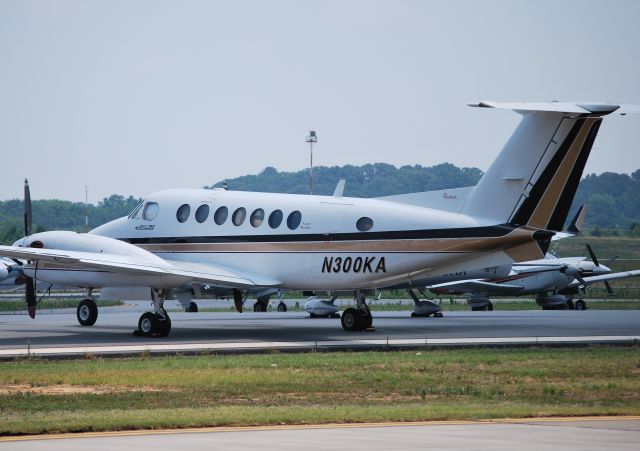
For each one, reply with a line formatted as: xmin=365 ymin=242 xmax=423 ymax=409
xmin=584 ymin=243 xmax=614 ymax=296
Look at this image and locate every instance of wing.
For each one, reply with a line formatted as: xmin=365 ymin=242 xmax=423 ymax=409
xmin=0 ymin=245 xmax=279 ymax=288
xmin=428 ymin=279 xmax=525 ymax=295
xmin=569 ymin=270 xmax=640 ymax=287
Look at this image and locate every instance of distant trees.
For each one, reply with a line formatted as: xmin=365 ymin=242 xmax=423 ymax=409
xmin=0 ymin=164 xmax=638 ymax=245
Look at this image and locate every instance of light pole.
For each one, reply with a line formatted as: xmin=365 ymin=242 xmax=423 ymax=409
xmin=306 ymin=130 xmax=317 ymax=194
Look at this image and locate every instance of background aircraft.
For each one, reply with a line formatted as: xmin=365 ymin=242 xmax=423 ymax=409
xmin=428 ymin=244 xmax=640 ymax=310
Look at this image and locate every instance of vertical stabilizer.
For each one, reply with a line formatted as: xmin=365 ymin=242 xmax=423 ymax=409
xmin=462 ymin=102 xmax=619 ymax=231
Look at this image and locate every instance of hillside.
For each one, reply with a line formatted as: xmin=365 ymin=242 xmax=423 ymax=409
xmin=0 ymin=163 xmax=638 ymax=244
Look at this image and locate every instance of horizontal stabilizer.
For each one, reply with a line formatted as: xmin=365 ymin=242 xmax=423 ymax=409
xmin=469 ymin=101 xmax=623 ymax=115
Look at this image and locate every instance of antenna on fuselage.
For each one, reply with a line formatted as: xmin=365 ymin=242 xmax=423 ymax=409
xmin=306 ymin=130 xmax=317 ymax=195
xmin=84 ymin=185 xmax=89 ymax=233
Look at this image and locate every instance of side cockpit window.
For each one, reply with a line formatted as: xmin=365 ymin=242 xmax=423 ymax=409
xmin=142 ymin=202 xmax=159 ymax=221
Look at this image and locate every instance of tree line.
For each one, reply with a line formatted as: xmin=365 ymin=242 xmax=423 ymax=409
xmin=0 ymin=164 xmax=638 ymax=244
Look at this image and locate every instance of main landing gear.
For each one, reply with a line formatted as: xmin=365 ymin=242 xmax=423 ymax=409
xmin=341 ymin=291 xmax=374 ymax=332
xmin=134 ymin=288 xmax=171 ymax=337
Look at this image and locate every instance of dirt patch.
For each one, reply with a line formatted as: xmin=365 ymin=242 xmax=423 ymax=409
xmin=0 ymin=384 xmax=165 ymax=395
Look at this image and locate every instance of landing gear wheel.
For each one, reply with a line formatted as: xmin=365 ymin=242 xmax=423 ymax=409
xmin=277 ymin=302 xmax=287 ymax=312
xmin=77 ymin=298 xmax=98 ymax=326
xmin=138 ymin=312 xmax=158 ymax=336
xmin=362 ymin=313 xmax=373 ymax=329
xmin=566 ymin=299 xmax=575 ymax=310
xmin=253 ymin=302 xmax=267 ymax=312
xmin=575 ymin=299 xmax=587 ymax=310
xmin=341 ymin=308 xmax=360 ymax=331
xmin=185 ymin=301 xmax=198 ymax=313
xmin=487 ymin=302 xmax=494 ymax=311
xmin=157 ymin=314 xmax=171 ymax=337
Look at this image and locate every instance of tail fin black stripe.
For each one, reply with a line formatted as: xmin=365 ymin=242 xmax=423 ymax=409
xmin=509 ymin=119 xmax=586 ymax=226
xmin=546 ymin=119 xmax=601 ymax=231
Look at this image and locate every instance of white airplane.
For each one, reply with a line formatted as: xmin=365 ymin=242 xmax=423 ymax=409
xmin=0 ymin=101 xmax=635 ymax=336
xmin=428 ymin=245 xmax=640 ymax=311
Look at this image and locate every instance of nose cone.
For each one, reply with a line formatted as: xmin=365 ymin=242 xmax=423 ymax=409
xmin=11 ymin=236 xmax=27 ymax=247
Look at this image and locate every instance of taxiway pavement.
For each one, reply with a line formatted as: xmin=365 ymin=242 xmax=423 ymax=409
xmin=0 ymin=300 xmax=638 ymax=357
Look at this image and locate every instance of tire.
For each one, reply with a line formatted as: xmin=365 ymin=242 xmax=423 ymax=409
xmin=77 ymin=298 xmax=98 ymax=327
xmin=186 ymin=301 xmax=198 ymax=313
xmin=277 ymin=302 xmax=287 ymax=312
xmin=575 ymin=299 xmax=587 ymax=310
xmin=362 ymin=313 xmax=373 ymax=329
xmin=487 ymin=303 xmax=494 ymax=311
xmin=566 ymin=299 xmax=575 ymax=310
xmin=138 ymin=312 xmax=157 ymax=336
xmin=253 ymin=302 xmax=267 ymax=312
xmin=157 ymin=314 xmax=171 ymax=337
xmin=341 ymin=308 xmax=360 ymax=331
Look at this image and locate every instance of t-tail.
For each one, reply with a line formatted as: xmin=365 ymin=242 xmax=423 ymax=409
xmin=462 ymin=102 xmax=625 ymax=232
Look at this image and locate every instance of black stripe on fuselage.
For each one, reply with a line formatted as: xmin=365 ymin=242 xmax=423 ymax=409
xmin=120 ymin=224 xmax=518 ymax=245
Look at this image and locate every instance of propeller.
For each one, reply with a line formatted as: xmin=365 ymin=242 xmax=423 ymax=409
xmin=585 ymin=243 xmax=600 ymax=267
xmin=23 ymin=179 xmax=37 ymax=319
xmin=585 ymin=243 xmax=615 ymax=297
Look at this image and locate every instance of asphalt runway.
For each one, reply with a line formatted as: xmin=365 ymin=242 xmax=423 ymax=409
xmin=0 ymin=299 xmax=639 ymax=357
xmin=2 ymin=418 xmax=639 ymax=450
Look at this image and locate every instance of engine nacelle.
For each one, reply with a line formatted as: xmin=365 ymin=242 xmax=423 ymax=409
xmin=304 ymin=296 xmax=340 ymax=317
xmin=468 ymin=297 xmax=492 ymax=310
xmin=535 ymin=293 xmax=571 ymax=309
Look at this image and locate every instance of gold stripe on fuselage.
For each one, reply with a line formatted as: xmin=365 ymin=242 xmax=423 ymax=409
xmin=136 ymin=227 xmax=537 ymax=255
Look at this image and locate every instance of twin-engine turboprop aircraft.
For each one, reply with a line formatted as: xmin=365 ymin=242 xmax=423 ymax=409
xmin=428 ymin=246 xmax=640 ymax=311
xmin=0 ymin=101 xmax=635 ymax=336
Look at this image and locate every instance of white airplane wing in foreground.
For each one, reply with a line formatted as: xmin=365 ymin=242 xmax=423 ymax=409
xmin=569 ymin=270 xmax=640 ymax=287
xmin=0 ymin=245 xmax=277 ymax=288
xmin=428 ymin=279 xmax=525 ymax=295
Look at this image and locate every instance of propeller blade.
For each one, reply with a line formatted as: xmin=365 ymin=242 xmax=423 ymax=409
xmin=233 ymin=288 xmax=243 ymax=313
xmin=25 ymin=276 xmax=36 ymax=319
xmin=605 ymin=255 xmax=619 ymax=266
xmin=604 ymin=281 xmax=614 ymax=296
xmin=24 ymin=179 xmax=32 ymax=237
xmin=585 ymin=243 xmax=600 ymax=267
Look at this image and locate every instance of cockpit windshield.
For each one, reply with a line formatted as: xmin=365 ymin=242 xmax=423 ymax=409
xmin=128 ymin=201 xmax=144 ymax=219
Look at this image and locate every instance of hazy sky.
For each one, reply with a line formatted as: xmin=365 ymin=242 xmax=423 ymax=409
xmin=1 ymin=0 xmax=639 ymax=202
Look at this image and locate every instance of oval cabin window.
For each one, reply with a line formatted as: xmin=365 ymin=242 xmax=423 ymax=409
xmin=195 ymin=205 xmax=210 ymax=223
xmin=268 ymin=210 xmax=283 ymax=229
xmin=176 ymin=204 xmax=191 ymax=223
xmin=250 ymin=208 xmax=265 ymax=227
xmin=214 ymin=206 xmax=228 ymax=225
xmin=287 ymin=210 xmax=302 ymax=230
xmin=356 ymin=216 xmax=374 ymax=232
xmin=232 ymin=207 xmax=246 ymax=226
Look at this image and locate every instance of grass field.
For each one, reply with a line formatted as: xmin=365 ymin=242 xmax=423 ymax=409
xmin=0 ymin=299 xmax=123 ymax=312
xmin=1 ymin=346 xmax=639 ymax=435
